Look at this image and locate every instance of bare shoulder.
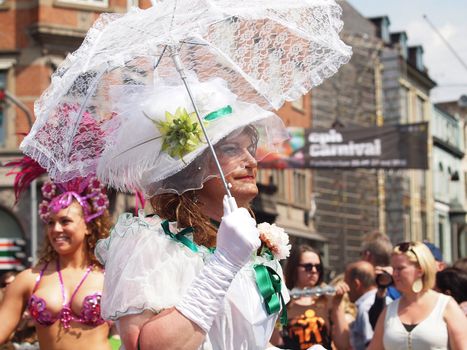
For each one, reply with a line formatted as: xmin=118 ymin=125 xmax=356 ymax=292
xmin=14 ymin=268 xmax=37 ymax=287
xmin=443 ymin=294 xmax=465 ymax=317
xmin=439 ymin=292 xmax=467 ymax=329
xmin=2 ymin=268 xmax=38 ymax=300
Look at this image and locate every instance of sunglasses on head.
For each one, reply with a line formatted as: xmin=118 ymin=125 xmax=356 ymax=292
xmin=298 ymin=263 xmax=323 ymax=272
xmin=396 ymin=242 xmax=419 ymax=261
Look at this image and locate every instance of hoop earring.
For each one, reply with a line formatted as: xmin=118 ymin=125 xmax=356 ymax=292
xmin=412 ymin=278 xmax=423 ymax=293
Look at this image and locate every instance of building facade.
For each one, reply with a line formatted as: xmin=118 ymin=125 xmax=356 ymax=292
xmin=371 ymin=17 xmax=436 ymax=245
xmin=436 ymin=97 xmax=467 ymax=260
xmin=431 ymin=105 xmax=466 ymax=263
xmin=0 ymin=0 xmax=152 ymax=266
xmin=309 ymin=2 xmax=383 ymax=273
xmin=257 ymin=96 xmax=328 ymax=258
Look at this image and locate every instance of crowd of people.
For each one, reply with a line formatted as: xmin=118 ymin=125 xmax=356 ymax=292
xmin=1 ymin=88 xmax=466 ymax=350
xmin=1 ymin=1 xmax=466 ymax=350
xmin=0 ymin=208 xmax=467 ymax=350
xmin=1 ymin=90 xmax=466 ymax=350
xmin=1 ymin=158 xmax=466 ymax=350
xmin=270 ymin=235 xmax=467 ymax=350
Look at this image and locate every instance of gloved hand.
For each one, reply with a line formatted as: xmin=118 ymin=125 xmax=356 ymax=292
xmin=215 ymin=195 xmax=261 ymax=269
xmin=176 ymin=196 xmax=260 ymax=333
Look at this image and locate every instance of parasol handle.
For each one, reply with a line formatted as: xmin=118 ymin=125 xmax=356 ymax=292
xmin=225 ymin=196 xmax=238 ymax=214
xmin=170 ymin=47 xmax=234 ymax=200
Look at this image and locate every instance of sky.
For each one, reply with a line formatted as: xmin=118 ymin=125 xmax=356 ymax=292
xmin=347 ymin=0 xmax=467 ymax=103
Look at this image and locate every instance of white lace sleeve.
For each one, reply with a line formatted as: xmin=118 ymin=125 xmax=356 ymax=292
xmin=95 ymin=212 xmax=206 ymax=320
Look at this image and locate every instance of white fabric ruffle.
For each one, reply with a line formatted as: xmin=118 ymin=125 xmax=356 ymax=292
xmin=96 ymin=212 xmax=289 ymax=350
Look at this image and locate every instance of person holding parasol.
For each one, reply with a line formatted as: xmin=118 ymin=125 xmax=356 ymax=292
xmin=19 ymin=1 xmax=352 ymax=349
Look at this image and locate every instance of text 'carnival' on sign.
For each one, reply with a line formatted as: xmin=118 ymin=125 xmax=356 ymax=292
xmin=259 ymin=122 xmax=428 ymax=170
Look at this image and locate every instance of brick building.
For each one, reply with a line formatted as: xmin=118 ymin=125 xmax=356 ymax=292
xmin=0 ymin=0 xmax=322 ymax=265
xmin=0 ymin=0 xmax=152 ymax=264
xmin=256 ymin=94 xmax=328 ymax=255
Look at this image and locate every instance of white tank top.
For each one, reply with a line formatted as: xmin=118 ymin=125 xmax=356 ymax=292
xmin=383 ymin=293 xmax=450 ymax=350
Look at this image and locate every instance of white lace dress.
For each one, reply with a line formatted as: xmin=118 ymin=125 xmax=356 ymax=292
xmin=96 ymin=212 xmax=289 ymax=350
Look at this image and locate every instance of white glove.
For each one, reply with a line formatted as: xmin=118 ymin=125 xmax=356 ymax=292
xmin=216 ymin=195 xmax=261 ymax=269
xmin=176 ymin=195 xmax=260 ymax=333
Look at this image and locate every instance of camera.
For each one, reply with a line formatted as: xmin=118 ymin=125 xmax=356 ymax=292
xmin=375 ymin=271 xmax=393 ymax=288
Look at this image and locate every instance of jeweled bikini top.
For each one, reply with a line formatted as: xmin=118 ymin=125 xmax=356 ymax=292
xmin=28 ymin=260 xmax=105 ymax=329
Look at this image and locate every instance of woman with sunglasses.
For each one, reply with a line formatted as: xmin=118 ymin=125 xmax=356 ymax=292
xmin=368 ymin=241 xmax=467 ymax=350
xmin=273 ymin=244 xmax=350 ymax=350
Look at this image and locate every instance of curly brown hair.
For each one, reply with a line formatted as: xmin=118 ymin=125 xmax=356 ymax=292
xmin=37 ymin=203 xmax=111 ymax=268
xmin=150 ymin=191 xmax=217 ymax=248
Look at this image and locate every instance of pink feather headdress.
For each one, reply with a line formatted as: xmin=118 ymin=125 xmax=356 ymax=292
xmin=7 ymin=156 xmax=109 ymax=223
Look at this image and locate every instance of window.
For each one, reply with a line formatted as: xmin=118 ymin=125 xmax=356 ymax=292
xmin=380 ymin=18 xmax=390 ymax=43
xmin=293 ymin=170 xmax=307 ymax=206
xmin=399 ymin=87 xmax=409 ymax=123
xmin=418 ymin=170 xmax=426 ymax=196
xmin=415 ymin=47 xmax=424 ymax=71
xmin=403 ymin=213 xmax=411 ymax=241
xmin=416 ymin=96 xmax=425 ymax=122
xmin=437 ymin=216 xmax=445 ymax=254
xmin=400 ymin=34 xmax=408 ymax=60
xmin=460 ymin=229 xmax=467 ymax=258
xmin=421 ymin=211 xmax=427 ymax=240
xmin=272 ymin=169 xmax=286 ymax=201
xmin=58 ymin=0 xmax=108 ymax=7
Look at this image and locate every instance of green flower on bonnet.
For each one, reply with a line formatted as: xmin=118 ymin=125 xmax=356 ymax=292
xmin=145 ymin=107 xmax=207 ymax=161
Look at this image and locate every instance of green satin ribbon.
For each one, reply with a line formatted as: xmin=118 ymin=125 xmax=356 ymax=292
xmin=204 ymin=105 xmax=233 ymax=121
xmin=161 ymin=220 xmax=198 ymax=253
xmin=254 ymin=264 xmax=288 ymax=325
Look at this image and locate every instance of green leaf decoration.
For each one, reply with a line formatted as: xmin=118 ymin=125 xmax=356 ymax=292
xmin=146 ymin=107 xmax=207 ymax=161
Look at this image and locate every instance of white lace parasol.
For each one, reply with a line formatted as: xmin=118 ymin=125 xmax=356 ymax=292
xmin=20 ymin=0 xmax=351 ymax=191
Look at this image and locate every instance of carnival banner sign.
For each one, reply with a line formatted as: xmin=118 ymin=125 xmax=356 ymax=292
xmin=260 ymin=122 xmax=428 ymax=169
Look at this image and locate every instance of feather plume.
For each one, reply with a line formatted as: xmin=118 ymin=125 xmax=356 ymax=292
xmin=6 ymin=156 xmax=47 ymax=203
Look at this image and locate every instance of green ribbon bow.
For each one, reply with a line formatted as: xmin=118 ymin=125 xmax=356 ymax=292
xmin=161 ymin=220 xmax=198 ymax=253
xmin=254 ymin=264 xmax=288 ymax=325
xmin=204 ymin=105 xmax=233 ymax=121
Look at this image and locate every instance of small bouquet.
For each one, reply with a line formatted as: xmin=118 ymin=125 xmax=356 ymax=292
xmin=257 ymin=222 xmax=291 ymax=260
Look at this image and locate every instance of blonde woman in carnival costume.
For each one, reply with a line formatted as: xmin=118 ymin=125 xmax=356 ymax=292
xmin=0 ymin=158 xmax=112 ymax=349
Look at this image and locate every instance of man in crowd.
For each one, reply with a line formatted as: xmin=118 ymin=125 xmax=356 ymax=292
xmin=360 ymin=231 xmax=401 ymax=329
xmin=360 ymin=231 xmax=392 ymax=268
xmin=344 ymin=261 xmax=377 ymax=350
